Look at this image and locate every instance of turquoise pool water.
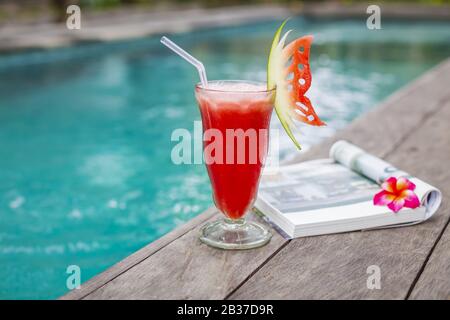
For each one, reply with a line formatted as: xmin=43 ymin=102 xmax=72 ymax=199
xmin=1 ymin=17 xmax=450 ymax=299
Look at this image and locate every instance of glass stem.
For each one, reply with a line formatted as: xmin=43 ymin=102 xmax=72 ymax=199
xmin=224 ymin=217 xmax=245 ymax=229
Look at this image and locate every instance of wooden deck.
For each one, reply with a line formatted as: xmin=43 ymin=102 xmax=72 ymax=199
xmin=62 ymin=58 xmax=450 ymax=300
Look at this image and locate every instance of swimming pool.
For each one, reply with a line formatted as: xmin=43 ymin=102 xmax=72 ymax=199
xmin=1 ymin=17 xmax=449 ymax=299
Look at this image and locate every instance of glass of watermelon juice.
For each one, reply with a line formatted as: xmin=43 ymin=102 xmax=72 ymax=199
xmin=195 ymin=80 xmax=274 ymax=249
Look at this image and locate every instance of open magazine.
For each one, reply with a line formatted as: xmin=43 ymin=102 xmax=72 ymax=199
xmin=255 ymin=140 xmax=442 ymax=238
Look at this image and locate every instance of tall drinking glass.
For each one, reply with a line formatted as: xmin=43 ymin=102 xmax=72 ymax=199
xmin=195 ymin=80 xmax=275 ymax=249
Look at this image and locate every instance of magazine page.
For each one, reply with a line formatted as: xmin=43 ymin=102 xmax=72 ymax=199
xmin=256 ymin=158 xmax=428 ymax=236
xmin=258 ymin=159 xmax=379 ymax=214
xmin=329 ymin=140 xmax=442 ymax=220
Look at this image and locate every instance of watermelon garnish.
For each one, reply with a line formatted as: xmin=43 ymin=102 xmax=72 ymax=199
xmin=267 ymin=20 xmax=325 ymax=150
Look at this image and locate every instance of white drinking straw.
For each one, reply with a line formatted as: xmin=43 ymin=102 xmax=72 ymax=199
xmin=160 ymin=36 xmax=208 ymax=88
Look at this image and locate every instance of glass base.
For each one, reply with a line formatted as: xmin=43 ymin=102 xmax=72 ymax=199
xmin=199 ymin=218 xmax=272 ymax=250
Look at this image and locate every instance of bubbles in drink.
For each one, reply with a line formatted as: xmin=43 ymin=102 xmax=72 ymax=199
xmin=200 ymin=81 xmax=267 ymax=92
xmin=196 ymin=81 xmax=273 ymax=106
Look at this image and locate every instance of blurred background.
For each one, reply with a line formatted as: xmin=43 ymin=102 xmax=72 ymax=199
xmin=0 ymin=0 xmax=449 ymax=24
xmin=0 ymin=0 xmax=449 ymax=299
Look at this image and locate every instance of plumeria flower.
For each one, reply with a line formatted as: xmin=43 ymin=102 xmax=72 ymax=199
xmin=373 ymin=177 xmax=420 ymax=213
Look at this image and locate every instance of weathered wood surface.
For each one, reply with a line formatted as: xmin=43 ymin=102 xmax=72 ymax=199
xmin=61 ymin=207 xmax=217 ymax=300
xmin=409 ymin=197 xmax=450 ymax=300
xmin=409 ymin=113 xmax=450 ymax=300
xmin=62 ymin=58 xmax=450 ymax=300
xmin=231 ymin=99 xmax=450 ymax=300
xmin=84 ymin=212 xmax=287 ymax=300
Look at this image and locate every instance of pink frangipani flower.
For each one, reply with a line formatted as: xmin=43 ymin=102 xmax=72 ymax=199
xmin=373 ymin=177 xmax=420 ymax=213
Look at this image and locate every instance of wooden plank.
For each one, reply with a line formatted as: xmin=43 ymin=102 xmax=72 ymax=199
xmin=63 ymin=58 xmax=450 ymax=300
xmin=83 ymin=212 xmax=287 ymax=299
xmin=409 ymin=198 xmax=450 ymax=298
xmin=60 ymin=207 xmax=217 ymax=300
xmin=229 ymin=99 xmax=450 ymax=300
xmin=409 ymin=218 xmax=450 ymax=300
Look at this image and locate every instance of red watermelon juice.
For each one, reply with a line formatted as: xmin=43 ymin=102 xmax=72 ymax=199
xmin=195 ymin=81 xmax=275 ymax=220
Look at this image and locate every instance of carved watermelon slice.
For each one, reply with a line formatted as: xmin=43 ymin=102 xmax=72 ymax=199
xmin=267 ymin=20 xmax=325 ymax=150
